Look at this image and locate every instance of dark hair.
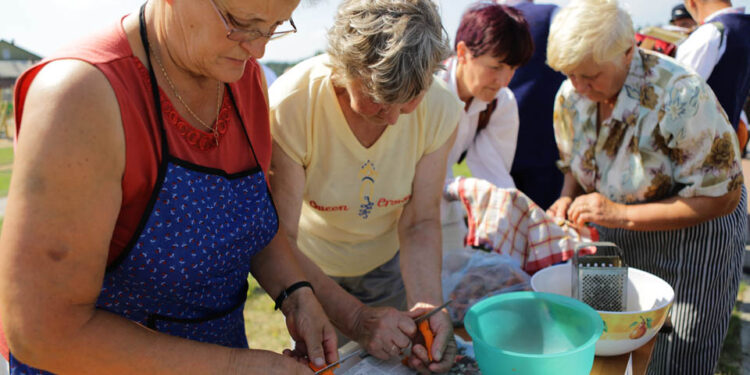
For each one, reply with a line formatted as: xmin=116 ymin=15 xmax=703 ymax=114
xmin=670 ymin=4 xmax=692 ymax=22
xmin=454 ymin=3 xmax=533 ymax=67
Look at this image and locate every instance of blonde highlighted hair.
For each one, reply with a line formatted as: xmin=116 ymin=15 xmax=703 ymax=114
xmin=547 ymin=0 xmax=634 ymax=73
xmin=326 ymin=0 xmax=451 ymax=104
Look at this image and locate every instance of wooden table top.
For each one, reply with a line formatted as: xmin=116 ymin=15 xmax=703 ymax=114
xmin=590 ymin=337 xmax=655 ymax=375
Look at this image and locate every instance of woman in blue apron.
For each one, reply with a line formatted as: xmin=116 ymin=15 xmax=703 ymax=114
xmin=0 ymin=1 xmax=338 ymax=373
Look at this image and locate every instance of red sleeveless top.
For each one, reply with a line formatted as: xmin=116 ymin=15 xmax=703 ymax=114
xmin=4 ymin=17 xmax=272 ymax=359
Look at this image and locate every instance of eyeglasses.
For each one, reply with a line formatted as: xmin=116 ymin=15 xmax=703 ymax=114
xmin=208 ymin=0 xmax=297 ymax=42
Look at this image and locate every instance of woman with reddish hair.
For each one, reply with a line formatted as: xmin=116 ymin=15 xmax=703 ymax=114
xmin=440 ymin=2 xmax=533 ymax=250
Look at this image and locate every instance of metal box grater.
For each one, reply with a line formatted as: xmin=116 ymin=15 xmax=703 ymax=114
xmin=572 ymin=241 xmax=628 ymax=312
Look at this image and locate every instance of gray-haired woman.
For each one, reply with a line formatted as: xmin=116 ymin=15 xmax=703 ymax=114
xmin=269 ymin=0 xmax=461 ymax=372
xmin=546 ymin=0 xmax=746 ymax=373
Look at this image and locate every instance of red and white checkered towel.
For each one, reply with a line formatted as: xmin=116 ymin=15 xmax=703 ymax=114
xmin=444 ymin=177 xmax=597 ymax=274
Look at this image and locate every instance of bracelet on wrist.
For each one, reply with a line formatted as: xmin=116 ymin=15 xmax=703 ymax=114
xmin=274 ymin=281 xmax=314 ymax=311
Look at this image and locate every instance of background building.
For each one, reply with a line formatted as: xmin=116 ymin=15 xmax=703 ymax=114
xmin=0 ymin=39 xmax=40 ymax=138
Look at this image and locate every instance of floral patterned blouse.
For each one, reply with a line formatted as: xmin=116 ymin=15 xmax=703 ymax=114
xmin=553 ymin=48 xmax=743 ymax=204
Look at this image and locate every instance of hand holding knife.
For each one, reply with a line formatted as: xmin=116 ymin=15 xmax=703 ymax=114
xmin=413 ymin=299 xmax=453 ymax=324
xmin=312 ymin=300 xmax=452 ymax=374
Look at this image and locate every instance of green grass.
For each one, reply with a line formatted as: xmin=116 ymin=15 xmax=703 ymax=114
xmin=0 ymin=147 xmax=13 ymax=167
xmin=0 ymin=146 xmax=10 ymax=233
xmin=244 ymin=276 xmax=291 ymax=353
xmin=0 ymin=146 xmax=12 ymax=198
xmin=451 ymin=160 xmax=472 ymax=179
xmin=715 ymin=281 xmax=747 ymax=375
xmin=0 ymin=170 xmax=11 ymax=197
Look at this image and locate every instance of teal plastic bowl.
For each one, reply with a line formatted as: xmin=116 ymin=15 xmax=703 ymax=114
xmin=464 ymin=291 xmax=603 ymax=375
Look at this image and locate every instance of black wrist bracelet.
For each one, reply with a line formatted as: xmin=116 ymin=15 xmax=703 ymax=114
xmin=274 ymin=281 xmax=314 ymax=311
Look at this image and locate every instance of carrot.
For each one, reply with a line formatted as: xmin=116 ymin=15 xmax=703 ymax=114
xmin=402 ymin=318 xmax=437 ymax=366
xmin=418 ymin=320 xmax=434 ymax=362
xmin=308 ymin=361 xmax=338 ymax=375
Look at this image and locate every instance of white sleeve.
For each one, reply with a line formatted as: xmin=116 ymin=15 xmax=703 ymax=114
xmin=675 ymin=24 xmax=723 ymax=79
xmin=463 ymin=88 xmax=519 ymax=188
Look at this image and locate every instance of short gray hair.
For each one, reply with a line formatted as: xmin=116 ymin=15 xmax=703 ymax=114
xmin=547 ymin=0 xmax=634 ymax=73
xmin=327 ymin=0 xmax=451 ymax=104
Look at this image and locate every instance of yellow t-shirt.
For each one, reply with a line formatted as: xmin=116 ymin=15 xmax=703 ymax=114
xmin=270 ymin=55 xmax=461 ymax=277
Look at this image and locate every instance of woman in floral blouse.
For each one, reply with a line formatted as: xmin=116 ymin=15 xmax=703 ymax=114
xmin=546 ymin=0 xmax=746 ymax=374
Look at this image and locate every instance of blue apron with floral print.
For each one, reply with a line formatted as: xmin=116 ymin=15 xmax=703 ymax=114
xmin=8 ymin=7 xmax=277 ymax=373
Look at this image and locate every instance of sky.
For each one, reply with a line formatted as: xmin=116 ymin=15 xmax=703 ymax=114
xmin=1 ymin=0 xmax=749 ymax=63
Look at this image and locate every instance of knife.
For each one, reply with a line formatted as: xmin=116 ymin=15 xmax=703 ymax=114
xmin=313 ymin=348 xmax=366 ymax=374
xmin=313 ymin=300 xmax=453 ymax=374
xmin=413 ymin=299 xmax=453 ymax=324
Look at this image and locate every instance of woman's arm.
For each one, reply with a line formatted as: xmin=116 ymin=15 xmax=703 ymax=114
xmin=0 ymin=60 xmax=309 ymax=375
xmin=398 ymin=129 xmax=455 ymax=312
xmin=398 ymin=128 xmax=458 ymax=373
xmin=567 ymin=188 xmax=742 ymax=231
xmin=269 ymin=143 xmax=417 ymax=360
xmin=249 ymin=234 xmax=339 ymax=368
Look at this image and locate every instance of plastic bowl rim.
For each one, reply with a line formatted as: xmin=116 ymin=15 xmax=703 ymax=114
xmin=464 ymin=291 xmax=603 ymax=359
